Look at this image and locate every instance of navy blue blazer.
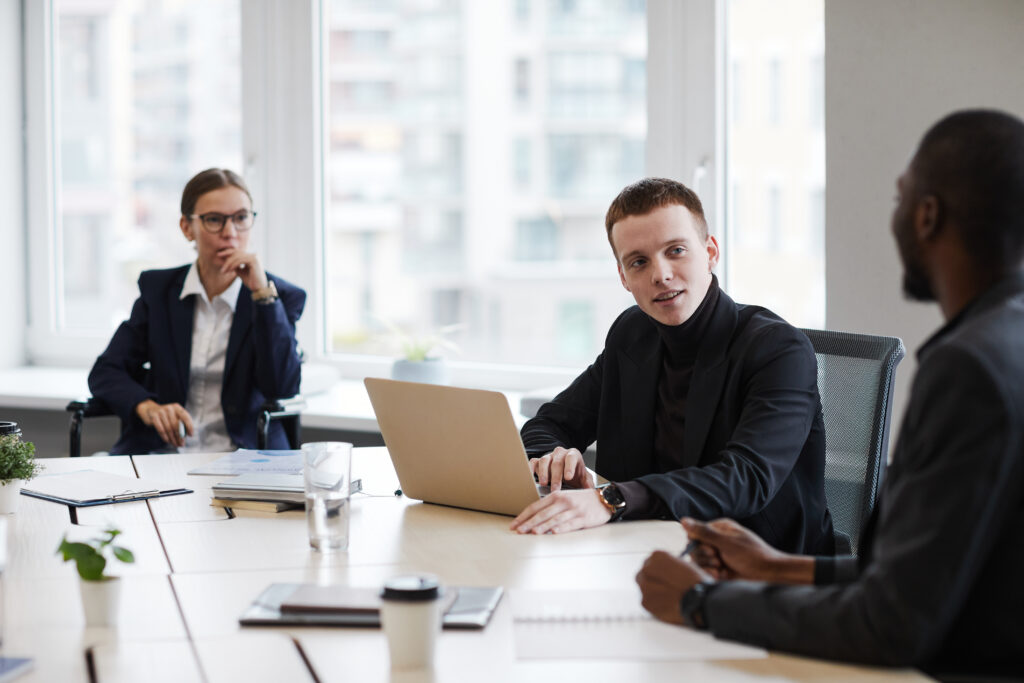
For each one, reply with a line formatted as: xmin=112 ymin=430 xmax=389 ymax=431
xmin=88 ymin=265 xmax=305 ymax=454
xmin=521 ymin=289 xmax=836 ymax=555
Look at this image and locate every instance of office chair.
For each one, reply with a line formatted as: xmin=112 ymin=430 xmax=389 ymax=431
xmin=66 ymin=396 xmax=303 ymax=457
xmin=800 ymin=328 xmax=905 ymax=555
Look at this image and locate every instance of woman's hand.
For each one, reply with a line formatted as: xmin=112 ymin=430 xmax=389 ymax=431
xmin=218 ymin=248 xmax=268 ymax=292
xmin=136 ymin=399 xmax=195 ymax=448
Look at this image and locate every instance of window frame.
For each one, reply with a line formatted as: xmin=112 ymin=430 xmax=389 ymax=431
xmin=24 ymin=0 xmax=724 ymax=391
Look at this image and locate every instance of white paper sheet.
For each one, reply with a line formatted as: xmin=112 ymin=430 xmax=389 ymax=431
xmin=187 ymin=449 xmax=304 ymax=476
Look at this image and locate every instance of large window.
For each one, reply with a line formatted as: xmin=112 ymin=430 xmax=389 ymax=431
xmin=30 ymin=0 xmax=242 ymax=348
xmin=724 ymin=0 xmax=825 ymax=328
xmin=322 ymin=0 xmax=643 ymax=368
xmin=24 ymin=0 xmax=826 ymax=384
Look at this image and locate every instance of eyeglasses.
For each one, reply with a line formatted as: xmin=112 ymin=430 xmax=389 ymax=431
xmin=189 ymin=210 xmax=257 ymax=233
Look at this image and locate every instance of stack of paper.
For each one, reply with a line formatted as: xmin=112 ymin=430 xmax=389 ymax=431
xmin=211 ymin=473 xmax=306 ymax=512
xmin=210 ymin=474 xmax=362 ymax=513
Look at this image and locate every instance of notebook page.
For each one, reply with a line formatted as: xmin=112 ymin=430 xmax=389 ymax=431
xmin=509 ymin=589 xmax=766 ymax=661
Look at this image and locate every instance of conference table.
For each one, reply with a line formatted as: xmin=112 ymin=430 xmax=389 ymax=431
xmin=5 ymin=450 xmax=930 ymax=682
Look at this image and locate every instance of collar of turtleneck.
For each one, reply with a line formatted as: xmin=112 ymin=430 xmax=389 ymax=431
xmin=653 ymin=274 xmax=721 ymax=365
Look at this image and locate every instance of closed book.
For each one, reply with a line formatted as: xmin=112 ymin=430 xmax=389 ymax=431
xmin=210 ymin=498 xmax=302 ymax=513
xmin=280 ymin=585 xmax=396 ymax=615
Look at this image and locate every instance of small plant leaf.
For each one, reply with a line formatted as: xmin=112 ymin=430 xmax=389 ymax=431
xmin=112 ymin=546 xmax=135 ymax=564
xmin=58 ymin=539 xmax=95 ymax=562
xmin=75 ymin=552 xmax=106 ymax=581
xmin=57 ymin=526 xmax=134 ymax=581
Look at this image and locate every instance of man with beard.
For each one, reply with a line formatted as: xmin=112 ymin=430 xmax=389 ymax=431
xmin=636 ymin=109 xmax=1024 ymax=679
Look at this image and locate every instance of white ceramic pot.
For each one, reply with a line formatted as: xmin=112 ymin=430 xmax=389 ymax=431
xmin=0 ymin=480 xmax=22 ymax=514
xmin=391 ymin=358 xmax=450 ymax=385
xmin=79 ymin=577 xmax=122 ymax=627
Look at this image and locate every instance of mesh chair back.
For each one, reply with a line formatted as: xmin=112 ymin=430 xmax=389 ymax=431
xmin=799 ymin=329 xmax=905 ymax=554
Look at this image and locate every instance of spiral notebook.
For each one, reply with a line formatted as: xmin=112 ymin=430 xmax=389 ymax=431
xmin=509 ymin=590 xmax=767 ymax=661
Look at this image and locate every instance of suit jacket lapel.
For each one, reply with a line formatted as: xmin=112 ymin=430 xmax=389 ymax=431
xmin=616 ymin=325 xmax=662 ymax=478
xmin=224 ymin=286 xmax=252 ymax=385
xmin=168 ymin=268 xmax=194 ymax=400
xmin=683 ymin=291 xmax=739 ymax=467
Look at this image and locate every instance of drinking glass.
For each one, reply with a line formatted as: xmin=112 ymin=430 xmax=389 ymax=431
xmin=302 ymin=442 xmax=353 ymax=552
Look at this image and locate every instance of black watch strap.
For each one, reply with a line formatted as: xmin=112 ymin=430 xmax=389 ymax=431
xmin=679 ymin=581 xmax=716 ymax=631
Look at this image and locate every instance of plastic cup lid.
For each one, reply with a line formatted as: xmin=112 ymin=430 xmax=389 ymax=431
xmin=380 ymin=575 xmax=441 ymax=602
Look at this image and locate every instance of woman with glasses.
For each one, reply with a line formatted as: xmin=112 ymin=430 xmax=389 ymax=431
xmin=88 ymin=168 xmax=306 ymax=454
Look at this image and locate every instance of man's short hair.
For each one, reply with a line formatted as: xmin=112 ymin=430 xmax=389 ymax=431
xmin=913 ymin=109 xmax=1024 ymax=270
xmin=604 ymin=178 xmax=708 ymax=256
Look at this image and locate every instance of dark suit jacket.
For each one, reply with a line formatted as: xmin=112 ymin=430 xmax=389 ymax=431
xmin=705 ymin=273 xmax=1024 ymax=678
xmin=88 ymin=265 xmax=305 ymax=454
xmin=521 ymin=289 xmax=835 ymax=555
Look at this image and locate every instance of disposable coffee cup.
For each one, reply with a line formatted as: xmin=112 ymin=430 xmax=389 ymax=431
xmin=380 ymin=575 xmax=442 ymax=670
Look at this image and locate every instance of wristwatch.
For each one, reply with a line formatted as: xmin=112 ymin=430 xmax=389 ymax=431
xmin=679 ymin=581 xmax=715 ymax=631
xmin=251 ymin=281 xmax=279 ymax=304
xmin=597 ymin=483 xmax=627 ymax=522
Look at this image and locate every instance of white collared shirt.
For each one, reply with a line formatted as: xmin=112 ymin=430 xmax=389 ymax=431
xmin=178 ymin=262 xmax=242 ymax=453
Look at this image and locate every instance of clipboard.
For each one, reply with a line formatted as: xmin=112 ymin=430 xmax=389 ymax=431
xmin=20 ymin=470 xmax=192 ymax=507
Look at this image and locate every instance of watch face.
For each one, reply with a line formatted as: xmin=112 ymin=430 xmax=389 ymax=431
xmin=601 ymin=484 xmax=626 ymax=507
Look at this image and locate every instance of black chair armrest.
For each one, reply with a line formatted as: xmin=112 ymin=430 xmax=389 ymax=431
xmin=257 ymin=396 xmax=305 ymax=450
xmin=66 ymin=397 xmax=115 ymax=458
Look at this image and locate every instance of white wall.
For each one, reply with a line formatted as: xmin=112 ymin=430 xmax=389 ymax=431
xmin=825 ymin=0 xmax=1024 ymax=428
xmin=0 ymin=0 xmax=25 ymax=368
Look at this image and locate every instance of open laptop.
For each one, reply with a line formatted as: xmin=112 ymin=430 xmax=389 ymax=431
xmin=364 ymin=378 xmax=546 ymax=516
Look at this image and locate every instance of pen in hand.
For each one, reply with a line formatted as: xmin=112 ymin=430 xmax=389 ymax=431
xmin=679 ymin=539 xmax=698 ymax=559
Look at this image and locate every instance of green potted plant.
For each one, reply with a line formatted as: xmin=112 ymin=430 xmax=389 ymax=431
xmin=381 ymin=321 xmax=463 ymax=385
xmin=0 ymin=430 xmax=43 ymax=514
xmin=57 ymin=526 xmax=135 ymax=627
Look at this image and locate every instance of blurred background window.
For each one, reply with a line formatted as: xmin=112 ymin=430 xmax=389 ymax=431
xmin=52 ymin=0 xmax=242 ymax=333
xmin=724 ymin=0 xmax=825 ymax=328
xmin=323 ymin=0 xmax=644 ymax=367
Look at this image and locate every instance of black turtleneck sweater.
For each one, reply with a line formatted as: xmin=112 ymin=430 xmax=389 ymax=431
xmin=617 ymin=275 xmax=721 ymax=517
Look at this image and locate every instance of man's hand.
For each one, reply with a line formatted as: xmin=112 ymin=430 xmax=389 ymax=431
xmin=636 ymin=550 xmax=713 ymax=626
xmin=682 ymin=517 xmax=815 ymax=584
xmin=218 ymin=248 xmax=268 ymax=292
xmin=136 ymin=399 xmax=194 ymax=448
xmin=510 ymin=489 xmax=611 ymax=534
xmin=528 ymin=447 xmax=593 ymax=491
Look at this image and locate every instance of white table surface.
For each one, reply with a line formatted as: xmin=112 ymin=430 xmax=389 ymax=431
xmin=2 ymin=449 xmax=932 ymax=682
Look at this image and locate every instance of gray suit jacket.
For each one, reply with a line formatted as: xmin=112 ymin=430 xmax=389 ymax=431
xmin=705 ymin=273 xmax=1024 ymax=678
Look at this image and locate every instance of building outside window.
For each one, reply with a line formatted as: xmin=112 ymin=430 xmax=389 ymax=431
xmin=50 ymin=0 xmax=241 ymax=333
xmin=725 ymin=0 xmax=824 ymax=328
xmin=323 ymin=0 xmax=643 ymax=367
xmin=26 ymin=0 xmax=825 ymax=375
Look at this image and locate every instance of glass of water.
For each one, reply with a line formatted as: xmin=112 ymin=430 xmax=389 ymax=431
xmin=302 ymin=442 xmax=353 ymax=552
